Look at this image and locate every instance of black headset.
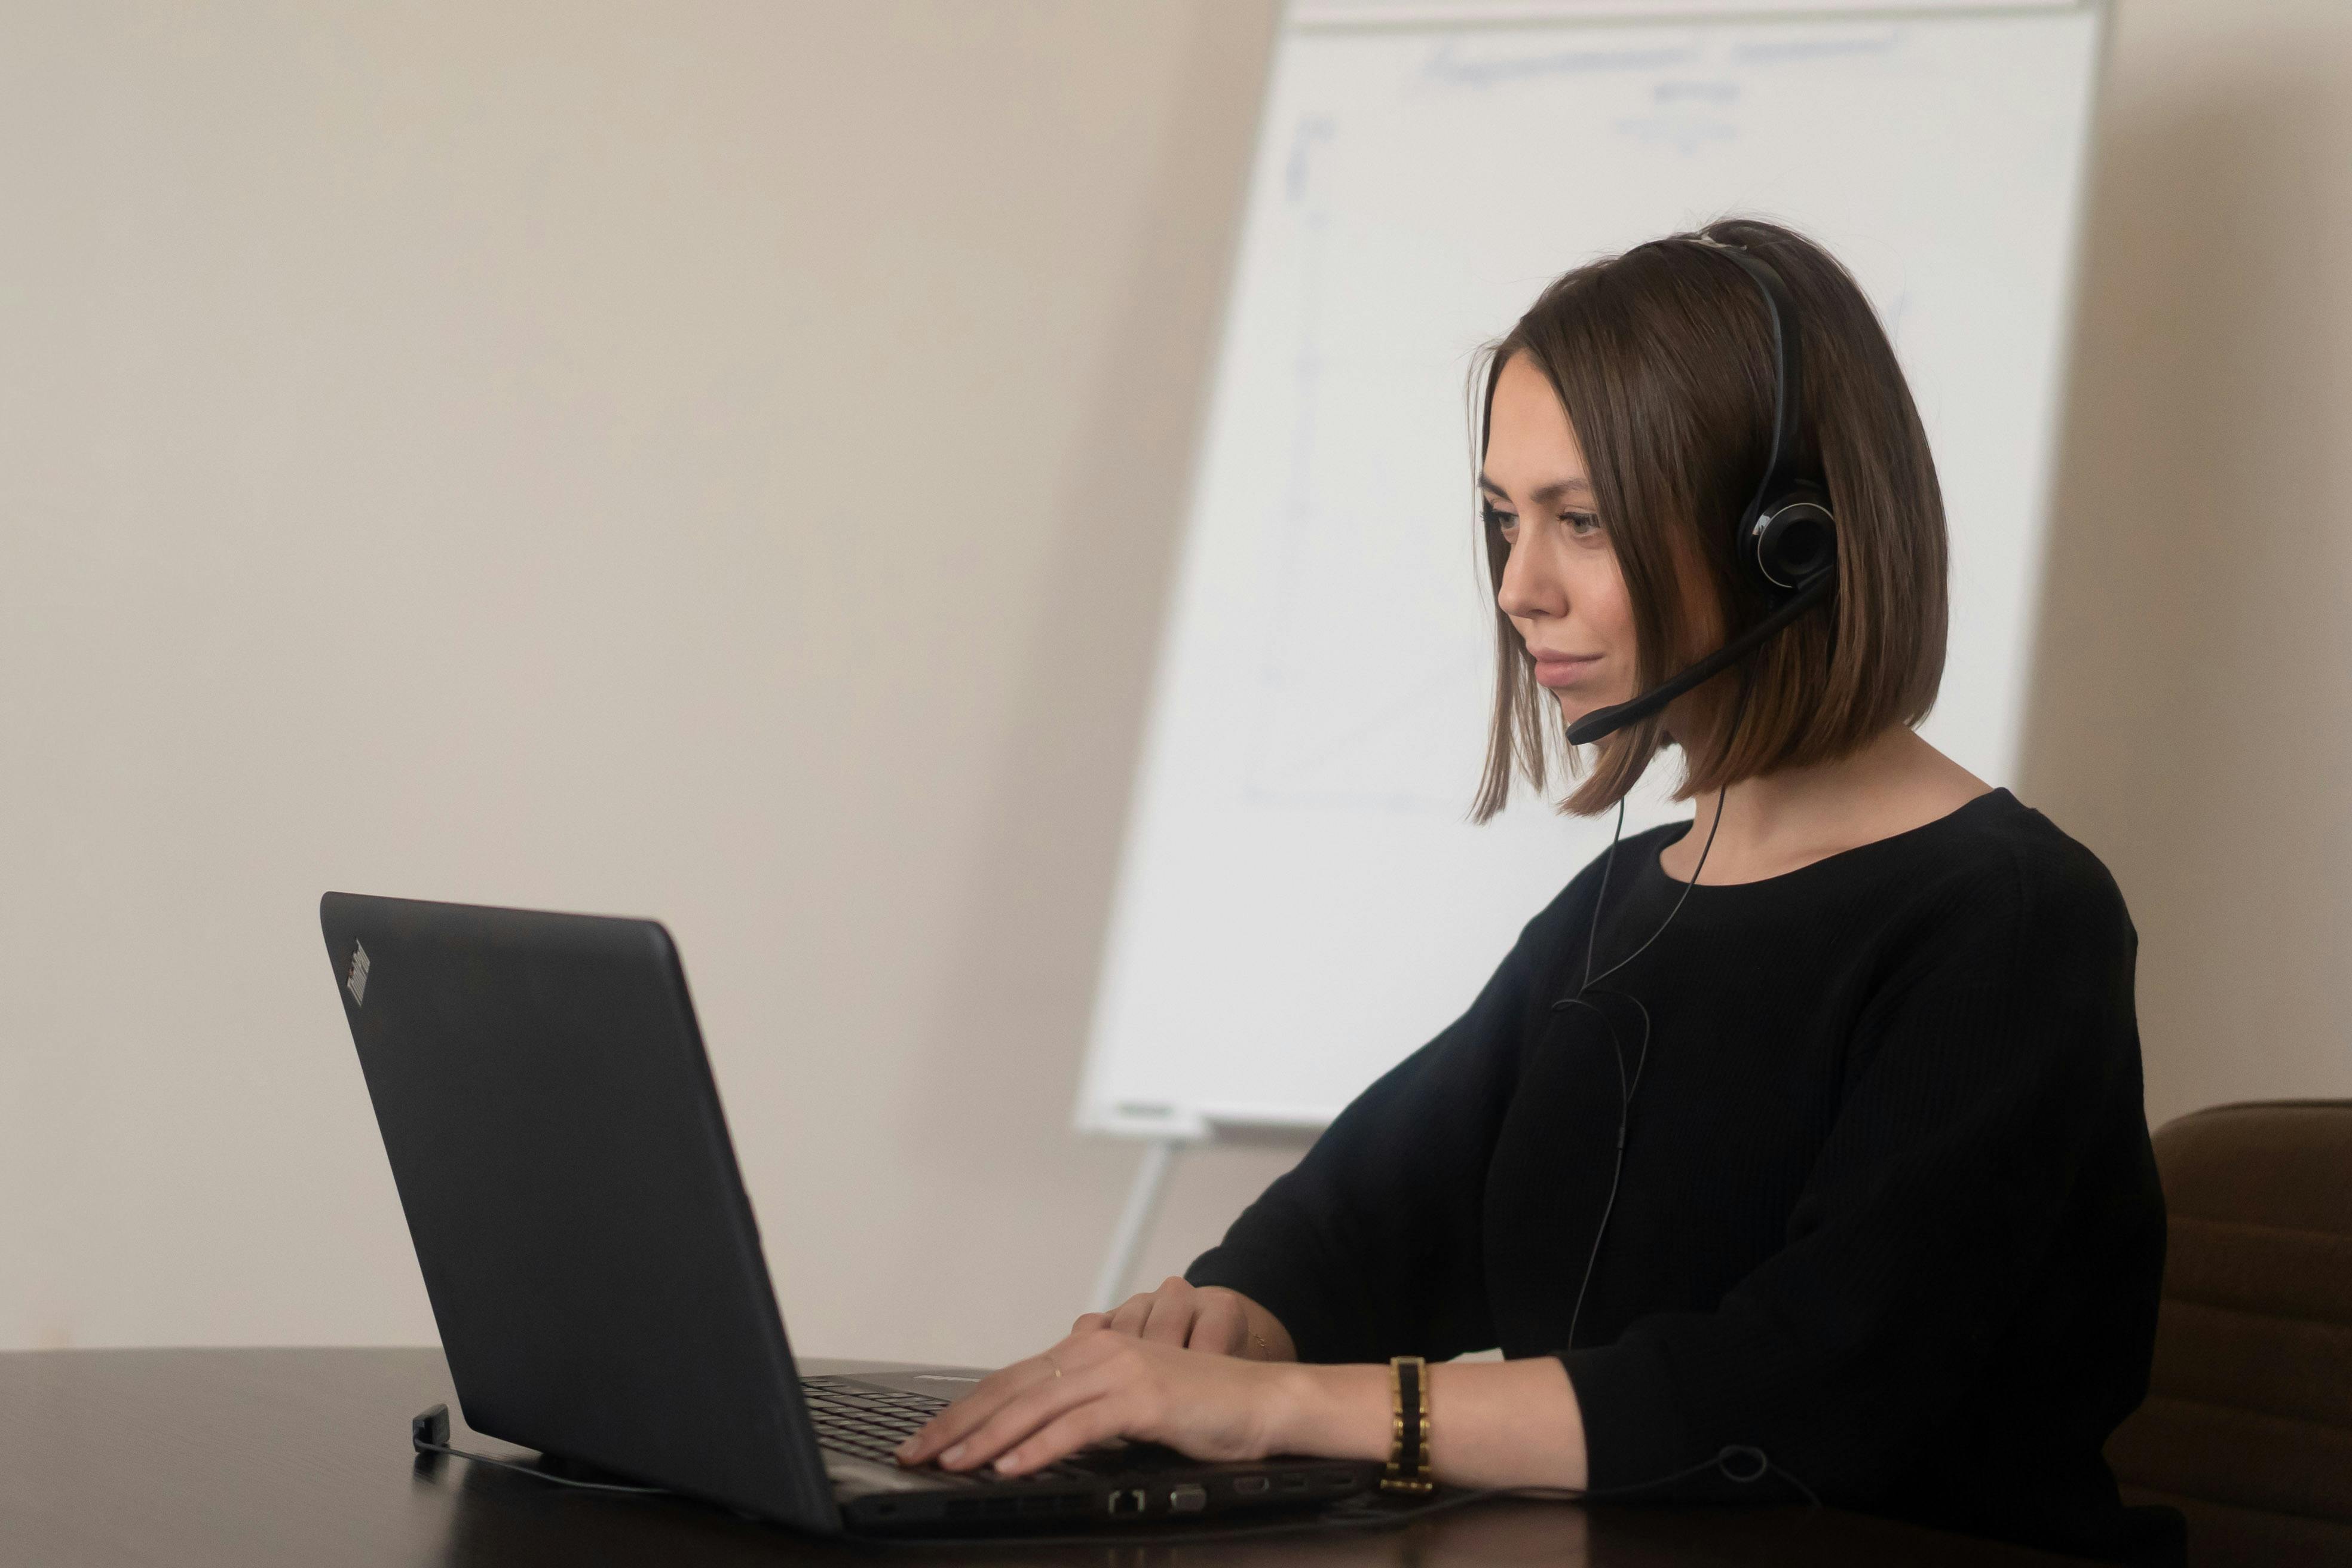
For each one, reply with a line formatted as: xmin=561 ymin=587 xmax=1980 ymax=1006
xmin=1712 ymin=238 xmax=1838 ymax=596
xmin=1540 ymin=234 xmax=1840 ymax=746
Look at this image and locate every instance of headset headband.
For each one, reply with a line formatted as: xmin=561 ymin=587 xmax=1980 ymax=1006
xmin=1687 ymin=238 xmax=1809 ymax=544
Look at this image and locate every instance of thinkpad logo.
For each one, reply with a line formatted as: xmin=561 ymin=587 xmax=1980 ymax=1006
xmin=346 ymin=941 xmax=371 ymax=1006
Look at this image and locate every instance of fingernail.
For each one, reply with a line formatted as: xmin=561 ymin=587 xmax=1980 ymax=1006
xmin=941 ymin=1444 xmax=964 ymax=1465
xmin=993 ymin=1454 xmax=1018 ymax=1475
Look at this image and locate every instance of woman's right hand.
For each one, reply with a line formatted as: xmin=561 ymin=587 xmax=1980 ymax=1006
xmin=1072 ymin=1277 xmax=1296 ymax=1360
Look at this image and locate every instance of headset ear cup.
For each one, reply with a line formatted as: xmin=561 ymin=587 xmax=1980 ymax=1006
xmin=1749 ymin=496 xmax=1836 ymax=591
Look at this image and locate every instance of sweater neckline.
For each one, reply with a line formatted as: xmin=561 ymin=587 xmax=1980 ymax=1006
xmin=1639 ymin=786 xmax=2019 ymax=895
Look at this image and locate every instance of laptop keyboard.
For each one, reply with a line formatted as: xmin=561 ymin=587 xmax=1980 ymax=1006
xmin=800 ymin=1376 xmax=1099 ymax=1484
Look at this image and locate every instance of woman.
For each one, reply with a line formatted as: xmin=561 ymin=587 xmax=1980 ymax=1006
xmin=896 ymin=219 xmax=2178 ymax=1567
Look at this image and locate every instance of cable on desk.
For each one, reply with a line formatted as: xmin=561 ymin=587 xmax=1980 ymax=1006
xmin=411 ymin=1404 xmax=666 ymax=1495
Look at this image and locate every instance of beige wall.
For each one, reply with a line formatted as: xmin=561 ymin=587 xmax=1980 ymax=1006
xmin=2 ymin=0 xmax=2345 ymax=1361
xmin=2020 ymin=0 xmax=2352 ymax=1127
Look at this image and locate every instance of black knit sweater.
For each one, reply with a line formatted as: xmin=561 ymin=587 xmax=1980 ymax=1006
xmin=1186 ymin=788 xmax=2179 ymax=1565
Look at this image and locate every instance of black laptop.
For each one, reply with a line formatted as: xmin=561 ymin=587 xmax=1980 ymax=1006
xmin=319 ymin=892 xmax=1376 ymax=1536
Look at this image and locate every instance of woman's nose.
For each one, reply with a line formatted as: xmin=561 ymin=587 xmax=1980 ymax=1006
xmin=1496 ymin=534 xmax=1560 ymax=620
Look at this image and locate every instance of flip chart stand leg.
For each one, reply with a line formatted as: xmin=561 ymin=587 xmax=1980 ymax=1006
xmin=1092 ymin=1138 xmax=1183 ymax=1311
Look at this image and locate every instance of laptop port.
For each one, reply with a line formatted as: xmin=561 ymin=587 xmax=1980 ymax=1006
xmin=1276 ymin=1474 xmax=1309 ymax=1492
xmin=1232 ymin=1475 xmax=1270 ymax=1496
xmin=1168 ymin=1484 xmax=1207 ymax=1514
xmin=1107 ymin=1489 xmax=1148 ymax=1517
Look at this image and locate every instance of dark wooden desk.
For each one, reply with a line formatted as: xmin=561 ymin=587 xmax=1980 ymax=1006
xmin=1 ymin=1348 xmax=2096 ymax=1566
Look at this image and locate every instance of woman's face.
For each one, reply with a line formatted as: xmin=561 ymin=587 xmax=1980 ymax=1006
xmin=1481 ymin=352 xmax=1640 ymax=727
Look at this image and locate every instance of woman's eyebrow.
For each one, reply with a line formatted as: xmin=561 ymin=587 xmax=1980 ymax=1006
xmin=1477 ymin=472 xmax=1594 ymax=503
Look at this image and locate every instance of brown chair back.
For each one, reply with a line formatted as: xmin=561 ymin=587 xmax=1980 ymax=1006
xmin=2105 ymin=1099 xmax=2352 ymax=1564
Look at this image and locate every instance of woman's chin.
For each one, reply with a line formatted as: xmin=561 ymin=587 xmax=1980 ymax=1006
xmin=1551 ymin=687 xmax=1644 ymax=737
xmin=1551 ymin=690 xmax=1606 ymax=724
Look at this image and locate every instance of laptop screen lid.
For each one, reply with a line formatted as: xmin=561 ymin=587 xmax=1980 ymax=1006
xmin=320 ymin=891 xmax=840 ymax=1533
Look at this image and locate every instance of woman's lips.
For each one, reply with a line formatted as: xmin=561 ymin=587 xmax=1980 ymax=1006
xmin=1532 ymin=654 xmax=1601 ymax=689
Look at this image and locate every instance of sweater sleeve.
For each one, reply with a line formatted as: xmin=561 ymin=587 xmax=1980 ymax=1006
xmin=1557 ymin=846 xmax=2145 ymax=1504
xmin=1182 ymin=913 xmax=1544 ymax=1365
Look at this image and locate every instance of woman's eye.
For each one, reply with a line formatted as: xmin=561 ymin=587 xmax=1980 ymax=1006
xmin=1482 ymin=502 xmax=1598 ymax=538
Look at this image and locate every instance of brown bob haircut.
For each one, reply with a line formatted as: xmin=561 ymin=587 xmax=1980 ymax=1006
xmin=1468 ymin=217 xmax=1947 ymax=823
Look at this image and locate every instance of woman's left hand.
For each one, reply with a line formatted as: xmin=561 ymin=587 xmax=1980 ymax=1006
xmin=893 ymin=1327 xmax=1309 ymax=1480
